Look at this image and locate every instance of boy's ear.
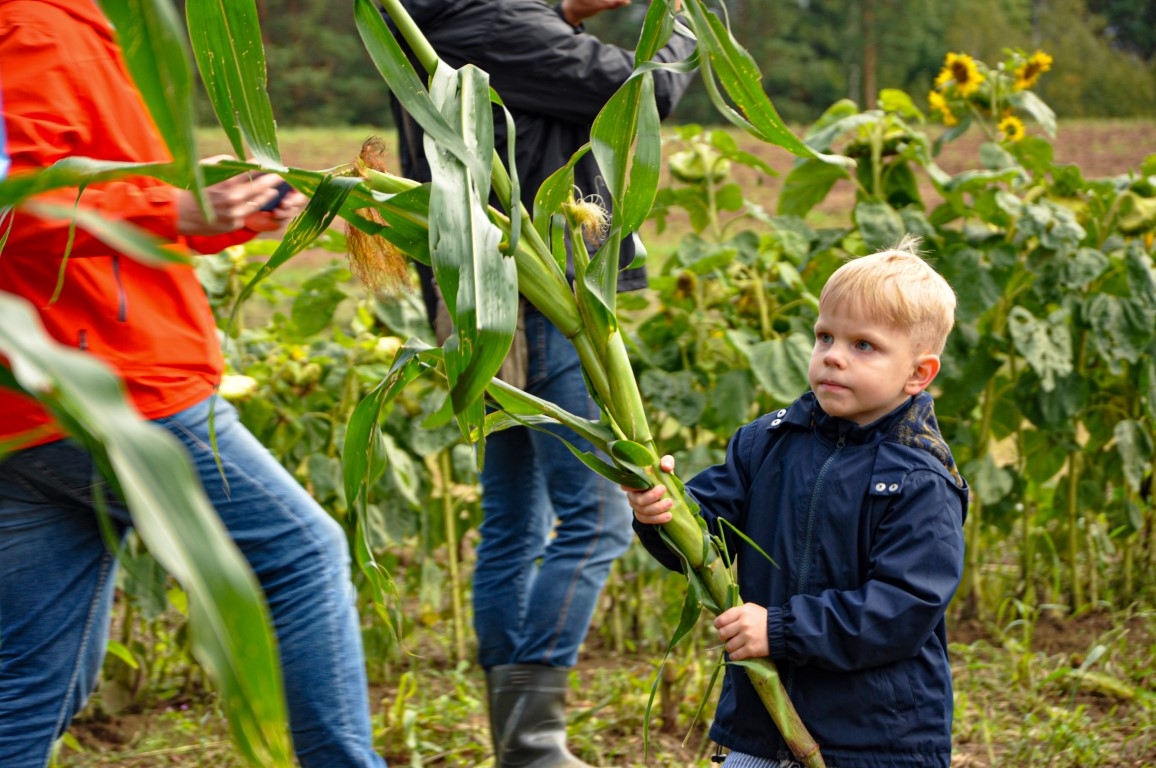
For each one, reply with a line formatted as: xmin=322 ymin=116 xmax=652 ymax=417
xmin=904 ymin=354 xmax=940 ymax=395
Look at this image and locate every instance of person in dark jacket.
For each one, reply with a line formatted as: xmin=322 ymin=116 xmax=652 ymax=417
xmin=625 ymin=237 xmax=969 ymax=768
xmin=387 ymin=1 xmax=694 ymax=766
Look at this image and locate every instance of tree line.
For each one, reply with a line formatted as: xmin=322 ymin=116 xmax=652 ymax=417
xmin=208 ymin=0 xmax=1155 ymax=128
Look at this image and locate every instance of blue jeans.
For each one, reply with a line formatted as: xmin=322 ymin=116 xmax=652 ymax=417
xmin=473 ymin=306 xmax=634 ymax=670
xmin=0 ymin=396 xmax=386 ymax=768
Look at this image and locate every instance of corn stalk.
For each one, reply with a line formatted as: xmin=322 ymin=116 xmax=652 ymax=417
xmin=344 ymin=1 xmax=834 ymax=763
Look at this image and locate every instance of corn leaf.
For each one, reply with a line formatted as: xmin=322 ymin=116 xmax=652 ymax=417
xmin=342 ymin=346 xmax=438 ymax=617
xmin=356 ymin=0 xmax=489 ymax=186
xmin=484 ymin=378 xmax=617 ymax=449
xmin=185 ymin=0 xmax=281 ymax=167
xmin=485 ymin=410 xmax=647 ymax=487
xmin=589 ymin=0 xmax=672 ymax=236
xmin=96 ymin=0 xmax=200 ymax=185
xmin=343 ymin=341 xmax=442 ymax=513
xmin=426 ymin=64 xmax=517 ymax=439
xmin=227 ymin=174 xmax=360 ymax=338
xmin=0 ymin=158 xmax=179 ymax=208
xmin=681 ymin=0 xmax=847 ymax=168
xmin=533 ymin=154 xmax=584 ymax=276
xmin=345 ymin=185 xmax=434 ymax=265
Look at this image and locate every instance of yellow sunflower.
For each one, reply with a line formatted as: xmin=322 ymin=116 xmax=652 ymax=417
xmin=1014 ymin=51 xmax=1053 ymax=90
xmin=935 ymin=52 xmax=984 ymax=97
xmin=999 ymin=115 xmax=1026 ymax=142
xmin=928 ymin=90 xmax=958 ymax=126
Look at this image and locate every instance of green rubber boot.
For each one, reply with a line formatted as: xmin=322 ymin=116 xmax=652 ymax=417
xmin=488 ymin=664 xmax=596 ymax=768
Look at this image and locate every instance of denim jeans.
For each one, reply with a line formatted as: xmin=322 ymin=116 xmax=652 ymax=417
xmin=0 ymin=396 xmax=386 ymax=768
xmin=472 ymin=306 xmax=634 ymax=670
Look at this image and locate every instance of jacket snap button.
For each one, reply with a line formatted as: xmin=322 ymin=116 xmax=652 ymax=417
xmin=875 ymin=482 xmax=886 ymax=492
xmin=771 ymin=418 xmax=782 ymax=426
xmin=777 ymin=409 xmax=787 ymax=417
xmin=888 ymin=483 xmax=899 ymax=492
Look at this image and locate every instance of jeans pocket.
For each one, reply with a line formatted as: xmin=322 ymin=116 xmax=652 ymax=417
xmin=0 ymin=441 xmax=106 ymax=509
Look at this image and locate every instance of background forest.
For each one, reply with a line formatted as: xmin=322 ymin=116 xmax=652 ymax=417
xmin=205 ymin=0 xmax=1156 ymax=126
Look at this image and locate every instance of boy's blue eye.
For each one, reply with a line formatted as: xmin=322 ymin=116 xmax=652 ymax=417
xmin=817 ymin=332 xmax=833 ymax=344
xmin=854 ymin=340 xmax=875 ymax=351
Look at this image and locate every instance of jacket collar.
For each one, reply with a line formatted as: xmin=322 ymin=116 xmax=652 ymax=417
xmin=773 ymin=391 xmax=915 ymax=447
xmin=771 ymin=391 xmax=963 ymax=488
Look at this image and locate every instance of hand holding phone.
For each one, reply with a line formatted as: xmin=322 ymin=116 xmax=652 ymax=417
xmin=260 ymin=180 xmax=294 ymax=212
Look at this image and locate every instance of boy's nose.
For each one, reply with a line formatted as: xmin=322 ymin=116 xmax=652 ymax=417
xmin=823 ymin=347 xmax=846 ymax=367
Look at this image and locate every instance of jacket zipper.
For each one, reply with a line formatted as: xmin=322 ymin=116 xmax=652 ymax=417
xmin=112 ymin=254 xmax=127 ymax=322
xmin=786 ymin=434 xmax=845 ymax=695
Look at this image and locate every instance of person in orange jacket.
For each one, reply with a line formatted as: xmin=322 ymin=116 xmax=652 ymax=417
xmin=0 ymin=3 xmax=388 ymax=767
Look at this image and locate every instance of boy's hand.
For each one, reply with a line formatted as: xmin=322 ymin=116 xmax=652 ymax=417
xmin=621 ymin=454 xmax=675 ymax=525
xmin=714 ymin=602 xmax=769 ymax=660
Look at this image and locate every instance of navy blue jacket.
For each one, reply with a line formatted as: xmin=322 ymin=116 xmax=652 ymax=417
xmin=635 ymin=392 xmax=968 ymax=768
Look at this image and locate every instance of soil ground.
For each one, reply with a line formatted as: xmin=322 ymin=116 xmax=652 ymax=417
xmin=60 ymin=610 xmax=1156 ymax=766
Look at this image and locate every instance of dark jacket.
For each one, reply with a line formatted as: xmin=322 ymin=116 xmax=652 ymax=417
xmin=387 ymin=0 xmax=695 ymax=318
xmin=636 ymin=392 xmax=969 ymax=768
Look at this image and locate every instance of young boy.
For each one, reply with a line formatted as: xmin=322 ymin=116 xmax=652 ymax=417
xmin=625 ymin=237 xmax=969 ymax=768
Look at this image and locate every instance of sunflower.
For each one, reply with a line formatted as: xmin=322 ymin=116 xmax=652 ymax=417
xmin=1014 ymin=51 xmax=1053 ymax=90
xmin=928 ymin=90 xmax=958 ymax=126
xmin=999 ymin=115 xmax=1026 ymax=142
xmin=935 ymin=52 xmax=984 ymax=97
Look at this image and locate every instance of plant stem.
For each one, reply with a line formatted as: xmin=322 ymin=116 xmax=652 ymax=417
xmin=650 ymin=468 xmax=825 ymax=767
xmin=437 ymin=449 xmax=468 ymax=665
xmin=1066 ymin=449 xmax=1084 ymax=610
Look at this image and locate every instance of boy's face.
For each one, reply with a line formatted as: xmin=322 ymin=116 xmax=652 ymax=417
xmin=808 ymin=304 xmax=939 ymax=426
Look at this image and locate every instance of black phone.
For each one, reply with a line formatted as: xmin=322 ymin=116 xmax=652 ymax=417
xmin=259 ymin=180 xmax=294 ymax=212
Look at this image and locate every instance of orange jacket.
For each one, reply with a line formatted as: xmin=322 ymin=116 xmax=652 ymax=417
xmin=0 ymin=0 xmax=253 ymax=446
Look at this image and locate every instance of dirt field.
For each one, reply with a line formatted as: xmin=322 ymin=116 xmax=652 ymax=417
xmin=726 ymin=119 xmax=1156 ymax=224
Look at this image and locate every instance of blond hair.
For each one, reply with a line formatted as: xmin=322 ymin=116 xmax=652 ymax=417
xmin=819 ymin=235 xmax=956 ymax=355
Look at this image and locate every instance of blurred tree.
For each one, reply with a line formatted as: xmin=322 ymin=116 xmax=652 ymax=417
xmin=1086 ymin=0 xmax=1156 ymax=60
xmin=1035 ymin=0 xmax=1156 ymax=115
xmin=168 ymin=0 xmax=1154 ymax=127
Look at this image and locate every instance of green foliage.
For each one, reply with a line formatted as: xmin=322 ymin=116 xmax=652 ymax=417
xmin=636 ymin=48 xmax=1156 ymax=617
